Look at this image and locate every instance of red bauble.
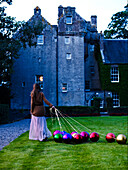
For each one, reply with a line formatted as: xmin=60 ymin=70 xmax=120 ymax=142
xmin=106 ymin=133 xmax=116 ymax=143
xmin=73 ymin=134 xmax=83 ymax=143
xmin=90 ymin=132 xmax=99 ymax=142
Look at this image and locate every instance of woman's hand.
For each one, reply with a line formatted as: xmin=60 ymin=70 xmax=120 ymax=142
xmin=51 ymin=106 xmax=56 ymax=113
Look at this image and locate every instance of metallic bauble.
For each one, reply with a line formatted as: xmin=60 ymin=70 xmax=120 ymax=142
xmin=116 ymin=134 xmax=127 ymax=144
xmin=54 ymin=133 xmax=63 ymax=143
xmin=53 ymin=130 xmax=61 ymax=137
xmin=90 ymin=132 xmax=99 ymax=142
xmin=80 ymin=131 xmax=90 ymax=142
xmin=71 ymin=131 xmax=78 ymax=136
xmin=63 ymin=133 xmax=72 ymax=144
xmin=106 ymin=133 xmax=116 ymax=143
xmin=73 ymin=134 xmax=83 ymax=144
xmin=71 ymin=133 xmax=78 ymax=138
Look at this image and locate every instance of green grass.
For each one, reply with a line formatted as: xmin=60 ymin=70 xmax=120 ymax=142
xmin=0 ymin=116 xmax=128 ymax=170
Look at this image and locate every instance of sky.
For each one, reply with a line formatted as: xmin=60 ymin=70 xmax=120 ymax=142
xmin=1 ymin=0 xmax=127 ymax=33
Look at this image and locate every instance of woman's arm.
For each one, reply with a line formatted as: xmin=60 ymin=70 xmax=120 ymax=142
xmin=42 ymin=92 xmax=53 ymax=107
xmin=31 ymin=96 xmax=35 ymax=113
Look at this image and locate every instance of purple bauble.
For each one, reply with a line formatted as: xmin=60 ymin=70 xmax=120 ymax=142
xmin=71 ymin=131 xmax=78 ymax=136
xmin=90 ymin=132 xmax=99 ymax=142
xmin=61 ymin=131 xmax=68 ymax=136
xmin=63 ymin=133 xmax=72 ymax=143
xmin=80 ymin=131 xmax=90 ymax=142
xmin=53 ymin=130 xmax=61 ymax=137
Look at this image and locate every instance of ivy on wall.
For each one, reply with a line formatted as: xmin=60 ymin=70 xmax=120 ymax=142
xmin=94 ymin=42 xmax=128 ymax=106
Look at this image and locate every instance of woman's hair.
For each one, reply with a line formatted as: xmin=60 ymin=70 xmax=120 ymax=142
xmin=31 ymin=83 xmax=41 ymax=99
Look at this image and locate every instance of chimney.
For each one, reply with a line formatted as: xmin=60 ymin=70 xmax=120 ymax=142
xmin=91 ymin=15 xmax=97 ymax=30
xmin=58 ymin=5 xmax=63 ymax=18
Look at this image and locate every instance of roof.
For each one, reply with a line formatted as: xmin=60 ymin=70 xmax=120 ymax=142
xmin=103 ymin=39 xmax=128 ymax=64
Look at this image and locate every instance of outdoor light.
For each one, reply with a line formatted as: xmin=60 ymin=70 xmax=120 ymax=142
xmin=39 ymin=76 xmax=43 ymax=82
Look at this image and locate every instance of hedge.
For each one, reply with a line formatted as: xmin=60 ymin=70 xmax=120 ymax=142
xmin=45 ymin=106 xmax=100 ymax=117
xmin=0 ymin=104 xmax=9 ymax=124
xmin=108 ymin=107 xmax=128 ymax=116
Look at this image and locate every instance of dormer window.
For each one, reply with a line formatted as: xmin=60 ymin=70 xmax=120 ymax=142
xmin=37 ymin=35 xmax=44 ymax=45
xmin=66 ymin=16 xmax=72 ymax=24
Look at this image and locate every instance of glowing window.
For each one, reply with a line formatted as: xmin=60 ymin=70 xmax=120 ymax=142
xmin=35 ymin=75 xmax=43 ymax=89
xmin=62 ymin=83 xmax=67 ymax=92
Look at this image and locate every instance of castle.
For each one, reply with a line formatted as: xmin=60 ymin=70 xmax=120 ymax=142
xmin=10 ymin=6 xmax=128 ymax=109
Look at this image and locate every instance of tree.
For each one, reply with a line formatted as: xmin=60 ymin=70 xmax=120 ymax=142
xmin=0 ymin=0 xmax=23 ymax=104
xmin=0 ymin=1 xmax=45 ymax=104
xmin=104 ymin=5 xmax=128 ymax=39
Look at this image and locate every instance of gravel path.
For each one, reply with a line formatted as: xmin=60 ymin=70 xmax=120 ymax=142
xmin=0 ymin=119 xmax=31 ymax=151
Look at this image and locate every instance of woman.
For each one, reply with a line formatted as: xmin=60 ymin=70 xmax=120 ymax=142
xmin=29 ymin=83 xmax=55 ymax=141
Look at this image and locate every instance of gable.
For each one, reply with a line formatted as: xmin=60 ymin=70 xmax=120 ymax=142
xmin=103 ymin=39 xmax=128 ymax=64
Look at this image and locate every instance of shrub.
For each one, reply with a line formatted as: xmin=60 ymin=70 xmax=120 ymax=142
xmin=0 ymin=104 xmax=9 ymax=124
xmin=45 ymin=106 xmax=100 ymax=117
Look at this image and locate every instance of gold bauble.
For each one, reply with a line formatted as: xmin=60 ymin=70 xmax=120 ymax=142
xmin=116 ymin=134 xmax=127 ymax=144
xmin=72 ymin=133 xmax=78 ymax=138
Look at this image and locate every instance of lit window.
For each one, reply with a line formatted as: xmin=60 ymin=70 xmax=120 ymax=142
xmin=65 ymin=37 xmax=70 ymax=44
xmin=111 ymin=66 xmax=119 ymax=82
xmin=66 ymin=53 xmax=71 ymax=59
xmin=112 ymin=92 xmax=120 ymax=107
xmin=66 ymin=16 xmax=72 ymax=24
xmin=37 ymin=35 xmax=44 ymax=45
xmin=35 ymin=75 xmax=43 ymax=89
xmin=62 ymin=83 xmax=67 ymax=92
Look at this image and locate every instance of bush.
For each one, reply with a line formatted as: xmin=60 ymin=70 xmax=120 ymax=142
xmin=108 ymin=106 xmax=128 ymax=116
xmin=45 ymin=106 xmax=100 ymax=117
xmin=0 ymin=104 xmax=9 ymax=124
xmin=93 ymin=97 xmax=101 ymax=112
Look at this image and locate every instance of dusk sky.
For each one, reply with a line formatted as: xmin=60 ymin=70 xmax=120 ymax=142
xmin=1 ymin=0 xmax=127 ymax=32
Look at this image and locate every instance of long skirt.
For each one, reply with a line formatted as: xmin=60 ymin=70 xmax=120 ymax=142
xmin=29 ymin=115 xmax=52 ymax=141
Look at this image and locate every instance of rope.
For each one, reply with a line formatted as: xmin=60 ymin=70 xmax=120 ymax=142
xmin=54 ymin=108 xmax=107 ymax=139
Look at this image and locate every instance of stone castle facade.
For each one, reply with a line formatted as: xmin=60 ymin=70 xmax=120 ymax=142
xmin=10 ymin=6 xmax=109 ymax=109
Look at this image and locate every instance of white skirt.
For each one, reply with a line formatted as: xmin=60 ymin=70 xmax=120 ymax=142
xmin=29 ymin=115 xmax=52 ymax=141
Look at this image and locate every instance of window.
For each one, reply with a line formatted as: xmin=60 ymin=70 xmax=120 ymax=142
xmin=66 ymin=53 xmax=71 ymax=59
xmin=90 ymin=45 xmax=94 ymax=51
xmin=100 ymin=100 xmax=104 ymax=108
xmin=65 ymin=37 xmax=70 ymax=44
xmin=62 ymin=83 xmax=67 ymax=92
xmin=111 ymin=66 xmax=119 ymax=82
xmin=85 ymin=81 xmax=90 ymax=91
xmin=90 ymin=66 xmax=94 ymax=75
xmin=112 ymin=92 xmax=120 ymax=107
xmin=35 ymin=75 xmax=43 ymax=89
xmin=22 ymin=82 xmax=25 ymax=87
xmin=66 ymin=16 xmax=72 ymax=24
xmin=37 ymin=35 xmax=44 ymax=45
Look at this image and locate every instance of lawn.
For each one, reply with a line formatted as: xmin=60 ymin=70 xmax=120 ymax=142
xmin=0 ymin=116 xmax=127 ymax=170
